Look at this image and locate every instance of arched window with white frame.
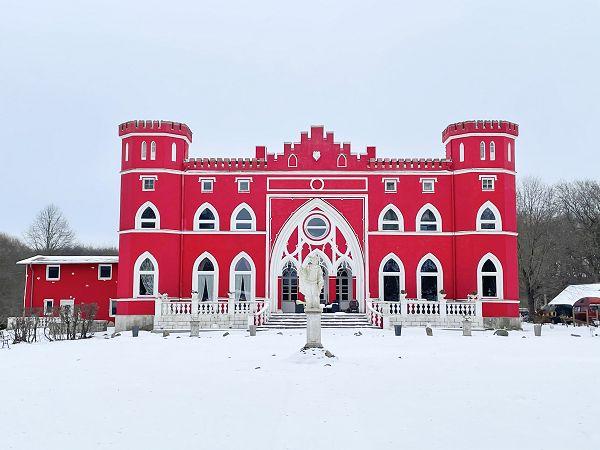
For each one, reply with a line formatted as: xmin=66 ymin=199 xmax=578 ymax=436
xmin=193 ymin=203 xmax=219 ymax=231
xmin=508 ymin=143 xmax=512 ymax=162
xmin=416 ymin=204 xmax=442 ymax=232
xmin=476 ymin=201 xmax=502 ymax=231
xmin=459 ymin=142 xmax=464 ymax=162
xmin=135 ymin=202 xmax=160 ymax=229
xmin=133 ymin=252 xmax=158 ymax=297
xmin=378 ymin=205 xmax=404 ymax=231
xmin=490 ymin=141 xmax=496 ymax=161
xmin=125 ymin=143 xmax=129 ymax=162
xmin=417 ymin=254 xmax=443 ymax=301
xmin=230 ymin=203 xmax=256 ymax=231
xmin=192 ymin=253 xmax=218 ymax=302
xmin=230 ymin=253 xmax=255 ymax=302
xmin=477 ymin=253 xmax=503 ymax=299
xmin=171 ymin=143 xmax=177 ymax=162
xmin=379 ymin=254 xmax=405 ymax=301
xmin=141 ymin=141 xmax=147 ymax=160
xmin=288 ymin=154 xmax=297 ymax=168
xmin=480 ymin=141 xmax=486 ymax=160
xmin=337 ymin=154 xmax=347 ymax=168
xmin=150 ymin=141 xmax=157 ymax=160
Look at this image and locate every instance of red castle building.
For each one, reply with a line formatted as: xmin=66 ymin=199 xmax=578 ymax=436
xmin=19 ymin=119 xmax=520 ymax=331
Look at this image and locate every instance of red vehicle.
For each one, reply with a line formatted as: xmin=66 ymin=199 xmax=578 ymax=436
xmin=572 ymin=297 xmax=600 ymax=324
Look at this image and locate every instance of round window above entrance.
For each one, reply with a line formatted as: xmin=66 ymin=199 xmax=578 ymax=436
xmin=304 ymin=214 xmax=330 ymax=241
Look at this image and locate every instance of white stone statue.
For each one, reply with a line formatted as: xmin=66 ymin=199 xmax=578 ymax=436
xmin=299 ymin=255 xmax=324 ymax=311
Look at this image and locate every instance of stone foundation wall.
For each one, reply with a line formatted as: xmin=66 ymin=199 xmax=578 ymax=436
xmin=483 ymin=317 xmax=522 ymax=330
xmin=115 ymin=315 xmax=154 ymax=332
xmin=155 ymin=314 xmax=250 ymax=331
xmin=386 ymin=316 xmax=484 ymax=328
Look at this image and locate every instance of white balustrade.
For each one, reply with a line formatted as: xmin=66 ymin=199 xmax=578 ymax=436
xmin=253 ymin=301 xmax=270 ymax=326
xmin=370 ymin=299 xmax=480 ymax=319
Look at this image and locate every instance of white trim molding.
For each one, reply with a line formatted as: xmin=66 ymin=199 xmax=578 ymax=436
xmin=133 ymin=251 xmax=159 ymax=298
xmin=378 ymin=253 xmax=405 ymax=301
xmin=378 ymin=204 xmax=404 ymax=231
xmin=416 ymin=253 xmax=443 ymax=301
xmin=476 ymin=201 xmax=502 ymax=231
xmin=192 ymin=252 xmax=219 ymax=301
xmin=477 ymin=252 xmax=504 ymax=299
xmin=229 ymin=251 xmax=256 ymax=301
xmin=230 ymin=202 xmax=257 ymax=231
xmin=134 ymin=201 xmax=160 ymax=230
xmin=193 ymin=202 xmax=220 ymax=231
xmin=416 ymin=203 xmax=442 ymax=232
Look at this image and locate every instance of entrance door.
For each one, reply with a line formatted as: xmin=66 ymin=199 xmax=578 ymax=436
xmin=336 ymin=262 xmax=352 ymax=311
xmin=420 ymin=276 xmax=438 ymax=301
xmin=281 ymin=262 xmax=298 ymax=313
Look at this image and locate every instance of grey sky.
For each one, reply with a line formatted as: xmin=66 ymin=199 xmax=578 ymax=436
xmin=1 ymin=0 xmax=599 ymax=246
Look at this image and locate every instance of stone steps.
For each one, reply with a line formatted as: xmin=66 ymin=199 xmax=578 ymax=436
xmin=260 ymin=313 xmax=376 ymax=329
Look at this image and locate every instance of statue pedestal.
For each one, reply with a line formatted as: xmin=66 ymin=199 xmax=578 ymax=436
xmin=304 ymin=307 xmax=323 ymax=349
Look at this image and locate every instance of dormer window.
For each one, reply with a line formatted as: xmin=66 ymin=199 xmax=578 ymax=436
xmin=140 ymin=175 xmax=157 ymax=191
xmin=383 ymin=178 xmax=398 ymax=193
xmin=236 ymin=178 xmax=251 ymax=193
xmin=420 ymin=178 xmax=436 ymax=193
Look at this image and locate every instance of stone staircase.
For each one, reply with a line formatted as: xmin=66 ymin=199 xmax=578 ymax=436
xmin=259 ymin=312 xmax=375 ymax=329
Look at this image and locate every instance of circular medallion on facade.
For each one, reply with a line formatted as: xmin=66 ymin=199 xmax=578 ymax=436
xmin=304 ymin=214 xmax=330 ymax=241
xmin=310 ymin=178 xmax=325 ymax=191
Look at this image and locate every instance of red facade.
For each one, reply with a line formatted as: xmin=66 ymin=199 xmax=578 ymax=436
xmin=115 ymin=119 xmax=519 ymax=319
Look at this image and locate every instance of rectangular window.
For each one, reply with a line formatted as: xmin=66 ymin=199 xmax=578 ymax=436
xmin=142 ymin=178 xmax=155 ymax=191
xmin=98 ymin=264 xmax=112 ymax=280
xmin=44 ymin=299 xmax=54 ymax=315
xmin=479 ymin=175 xmax=497 ymax=191
xmin=201 ymin=179 xmax=214 ymax=193
xmin=110 ymin=300 xmax=118 ymax=317
xmin=420 ymin=178 xmax=436 ymax=193
xmin=237 ymin=179 xmax=251 ymax=193
xmin=46 ymin=265 xmax=60 ymax=281
xmin=383 ymin=178 xmax=398 ymax=193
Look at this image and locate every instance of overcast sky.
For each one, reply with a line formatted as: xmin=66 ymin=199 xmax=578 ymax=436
xmin=1 ymin=0 xmax=599 ymax=246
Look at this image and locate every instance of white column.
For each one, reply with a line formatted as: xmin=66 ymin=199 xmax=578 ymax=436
xmin=400 ymin=296 xmax=408 ymax=316
xmin=476 ymin=298 xmax=483 ymax=318
xmin=439 ymin=297 xmax=447 ymax=318
xmin=191 ymin=292 xmax=199 ymax=318
xmin=228 ymin=292 xmax=235 ymax=325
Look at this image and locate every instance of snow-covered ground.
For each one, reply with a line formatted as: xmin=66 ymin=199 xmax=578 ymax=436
xmin=2 ymin=324 xmax=599 ymax=450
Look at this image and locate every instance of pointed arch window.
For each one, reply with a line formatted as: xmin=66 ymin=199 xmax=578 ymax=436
xmin=134 ymin=253 xmax=158 ymax=297
xmin=490 ymin=141 xmax=496 ymax=161
xmin=135 ymin=202 xmax=160 ymax=229
xmin=171 ymin=143 xmax=177 ymax=162
xmin=480 ymin=141 xmax=486 ymax=160
xmin=459 ymin=142 xmax=465 ymax=162
xmin=141 ymin=141 xmax=147 ymax=160
xmin=476 ymin=202 xmax=502 ymax=231
xmin=418 ymin=256 xmax=442 ymax=301
xmin=194 ymin=203 xmax=219 ymax=231
xmin=231 ymin=256 xmax=254 ymax=302
xmin=379 ymin=205 xmax=403 ymax=231
xmin=337 ymin=154 xmax=347 ymax=168
xmin=478 ymin=254 xmax=503 ymax=299
xmin=194 ymin=256 xmax=217 ymax=302
xmin=380 ymin=257 xmax=402 ymax=302
xmin=150 ymin=141 xmax=157 ymax=160
xmin=508 ymin=143 xmax=512 ymax=162
xmin=125 ymin=143 xmax=129 ymax=162
xmin=288 ymin=154 xmax=297 ymax=168
xmin=417 ymin=205 xmax=441 ymax=232
xmin=231 ymin=204 xmax=256 ymax=231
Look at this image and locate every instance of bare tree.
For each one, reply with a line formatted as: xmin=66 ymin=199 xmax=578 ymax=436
xmin=517 ymin=177 xmax=560 ymax=317
xmin=25 ymin=204 xmax=75 ymax=254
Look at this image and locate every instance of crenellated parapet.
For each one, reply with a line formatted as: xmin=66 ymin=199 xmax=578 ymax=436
xmin=442 ymin=120 xmax=518 ymax=143
xmin=119 ymin=120 xmax=193 ymax=141
xmin=184 ymin=157 xmax=268 ymax=171
xmin=367 ymin=158 xmax=452 ymax=171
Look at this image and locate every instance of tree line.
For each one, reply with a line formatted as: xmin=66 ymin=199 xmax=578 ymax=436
xmin=518 ymin=177 xmax=600 ymax=316
xmin=0 ymin=205 xmax=117 ymax=319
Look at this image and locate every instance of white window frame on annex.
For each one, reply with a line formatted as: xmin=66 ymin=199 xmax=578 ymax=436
xmin=230 ymin=203 xmax=257 ymax=231
xmin=229 ymin=252 xmax=256 ymax=302
xmin=133 ymin=251 xmax=159 ymax=298
xmin=378 ymin=253 xmax=406 ymax=301
xmin=479 ymin=175 xmax=497 ymax=191
xmin=477 ymin=253 xmax=504 ymax=299
xmin=46 ymin=265 xmax=60 ymax=281
xmin=44 ymin=299 xmax=54 ymax=315
xmin=134 ymin=201 xmax=160 ymax=230
xmin=140 ymin=175 xmax=157 ymax=191
xmin=193 ymin=202 xmax=220 ymax=231
xmin=383 ymin=178 xmax=398 ymax=193
xmin=420 ymin=177 xmax=437 ymax=193
xmin=415 ymin=203 xmax=442 ymax=232
xmin=476 ymin=201 xmax=502 ymax=231
xmin=236 ymin=177 xmax=252 ymax=193
xmin=98 ymin=264 xmax=112 ymax=280
xmin=378 ymin=204 xmax=404 ymax=231
xmin=416 ymin=253 xmax=444 ymax=301
xmin=199 ymin=177 xmax=215 ymax=193
xmin=192 ymin=252 xmax=219 ymax=302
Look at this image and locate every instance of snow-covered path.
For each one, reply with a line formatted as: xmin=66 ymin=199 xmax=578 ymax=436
xmin=1 ymin=325 xmax=599 ymax=450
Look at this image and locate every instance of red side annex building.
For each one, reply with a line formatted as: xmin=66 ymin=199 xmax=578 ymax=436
xmin=20 ymin=119 xmax=520 ymax=330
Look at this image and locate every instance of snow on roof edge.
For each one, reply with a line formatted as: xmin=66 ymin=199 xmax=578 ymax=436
xmin=548 ymin=283 xmax=600 ymax=306
xmin=17 ymin=255 xmax=119 ymax=265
